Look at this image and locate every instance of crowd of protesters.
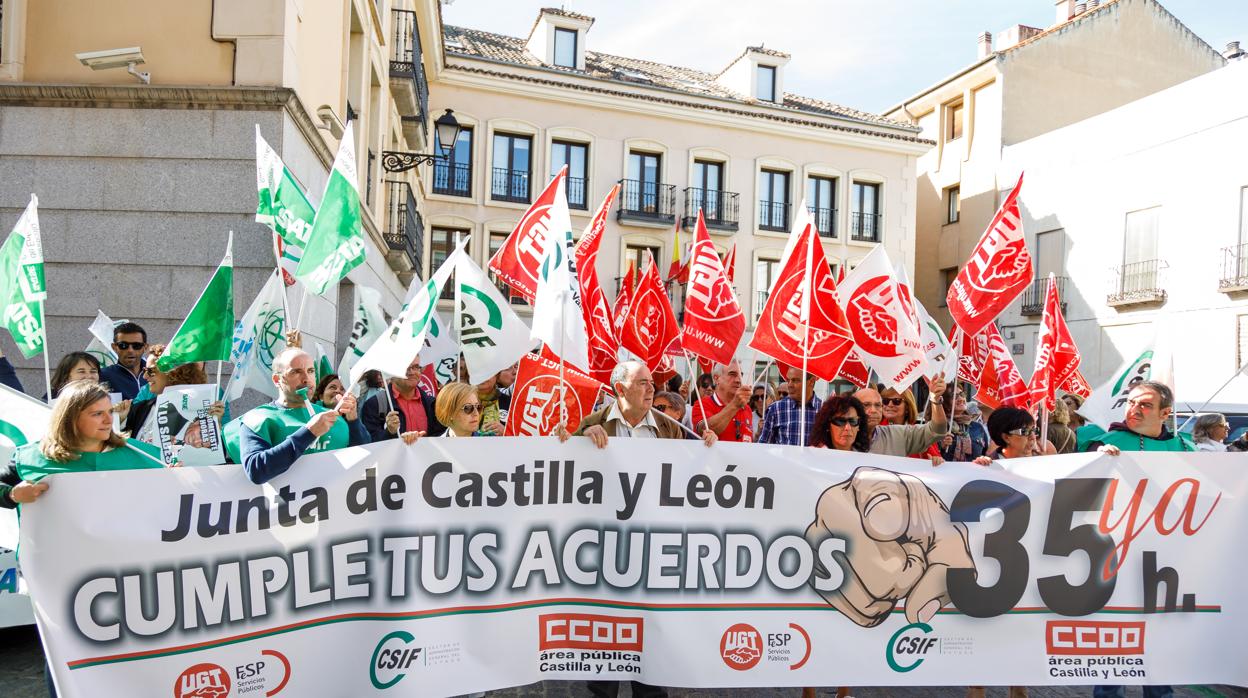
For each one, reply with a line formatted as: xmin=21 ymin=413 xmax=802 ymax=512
xmin=0 ymin=317 xmax=1241 ymax=698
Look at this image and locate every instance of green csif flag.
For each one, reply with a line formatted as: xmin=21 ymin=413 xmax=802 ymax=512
xmin=0 ymin=195 xmax=47 ymax=359
xmin=294 ymin=121 xmax=367 ymax=296
xmin=256 ymin=126 xmax=315 ymax=278
xmin=157 ymin=235 xmax=235 ymax=371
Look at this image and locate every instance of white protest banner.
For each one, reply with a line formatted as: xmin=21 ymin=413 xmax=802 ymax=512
xmin=153 ymin=384 xmax=226 ymax=467
xmin=18 ymin=442 xmax=1248 ymax=695
xmin=0 ymin=382 xmax=49 ymax=626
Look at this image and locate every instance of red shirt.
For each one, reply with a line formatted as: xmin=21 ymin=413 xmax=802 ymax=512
xmin=692 ymin=392 xmax=753 ymax=443
xmin=393 ymin=387 xmax=428 ymax=435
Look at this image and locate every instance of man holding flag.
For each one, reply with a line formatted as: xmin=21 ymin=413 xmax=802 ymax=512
xmin=225 ymin=347 xmax=367 ymax=484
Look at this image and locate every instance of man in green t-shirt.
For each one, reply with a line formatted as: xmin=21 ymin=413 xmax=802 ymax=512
xmin=1086 ymin=380 xmax=1194 ymax=454
xmin=227 ymin=348 xmax=368 ymax=484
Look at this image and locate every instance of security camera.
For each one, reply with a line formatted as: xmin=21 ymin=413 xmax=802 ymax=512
xmin=75 ymin=47 xmax=150 ymax=84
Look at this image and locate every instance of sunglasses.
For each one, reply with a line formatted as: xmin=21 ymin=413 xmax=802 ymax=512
xmin=653 ymin=404 xmax=673 ymax=413
xmin=142 ymin=366 xmax=158 ymax=377
xmin=1007 ymin=427 xmax=1040 ymax=437
xmin=115 ymin=341 xmax=146 ymax=351
xmin=882 ymin=397 xmax=904 ymax=406
xmin=461 ymin=403 xmax=483 ymax=415
xmin=830 ymin=417 xmax=860 ymax=427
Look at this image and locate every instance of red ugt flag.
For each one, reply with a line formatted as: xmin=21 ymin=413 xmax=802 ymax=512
xmin=620 ymin=252 xmax=680 ymax=372
xmin=946 ymin=173 xmax=1032 ymax=337
xmin=981 ymin=324 xmax=1030 ymax=409
xmin=1029 ymin=274 xmax=1082 ymax=410
xmin=574 ymin=184 xmax=621 ymax=384
xmin=749 ymin=218 xmax=853 ymax=382
xmin=488 ymin=167 xmax=567 ymax=303
xmin=612 ymin=259 xmax=635 ymax=340
xmin=504 ymin=352 xmax=603 ymax=436
xmin=724 ymin=244 xmax=737 ymax=284
xmin=681 ymin=210 xmax=744 ymax=366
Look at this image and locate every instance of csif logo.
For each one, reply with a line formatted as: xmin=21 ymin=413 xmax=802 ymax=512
xmin=370 ymin=630 xmax=424 ymax=690
xmin=886 ymin=622 xmax=938 ymax=673
xmin=720 ymin=623 xmax=762 ymax=671
xmin=174 ymin=662 xmax=231 ymax=698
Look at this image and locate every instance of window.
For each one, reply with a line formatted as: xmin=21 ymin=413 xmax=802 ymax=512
xmin=756 ymin=65 xmax=777 ymax=102
xmin=692 ymin=159 xmax=725 ymax=222
xmin=1240 ymin=186 xmax=1248 ymax=245
xmin=754 ymin=257 xmax=780 ymax=320
xmin=1124 ymin=207 xmax=1160 ymax=266
xmin=622 ymin=243 xmax=661 ymax=295
xmin=851 ymin=181 xmax=881 ymax=242
xmin=491 ymin=133 xmax=532 ymax=203
xmin=433 ymin=125 xmax=472 ymax=197
xmin=627 ymin=151 xmax=662 ymax=213
xmin=551 ymin=140 xmax=589 ymax=209
xmin=1035 ymin=229 xmax=1065 ymax=278
xmin=945 ymin=185 xmax=960 ymax=224
xmin=553 ymin=27 xmax=577 ymax=68
xmin=431 ymin=227 xmax=470 ymax=299
xmin=489 ymin=231 xmax=528 ymax=305
xmin=946 ymin=100 xmax=964 ymax=141
xmin=807 ymin=176 xmax=837 ymax=237
xmin=758 ymin=169 xmax=790 ymax=231
xmin=939 ymin=267 xmax=958 ymax=307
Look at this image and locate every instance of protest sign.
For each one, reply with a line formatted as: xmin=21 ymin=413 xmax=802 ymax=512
xmin=153 ymin=384 xmax=226 ymax=467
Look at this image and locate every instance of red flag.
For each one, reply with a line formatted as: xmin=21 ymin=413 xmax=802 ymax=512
xmin=681 ymin=210 xmax=745 ymax=366
xmin=952 ymin=326 xmax=990 ymax=384
xmin=487 ymin=167 xmax=568 ymax=303
xmin=1029 ymin=275 xmax=1082 ymax=410
xmin=620 ymin=252 xmax=681 ymax=372
xmin=418 ymin=364 xmax=439 ymax=397
xmin=724 ymin=244 xmax=737 ymax=284
xmin=612 ymin=259 xmax=636 ymax=340
xmin=574 ymin=185 xmax=621 ymax=384
xmin=749 ymin=218 xmax=854 ymax=382
xmin=504 ymin=352 xmax=603 ymax=436
xmin=946 ymin=173 xmax=1032 ymax=337
xmin=981 ymin=324 xmax=1029 ymax=408
xmin=838 ymin=351 xmax=872 ymax=389
xmin=1059 ymin=368 xmax=1092 ymax=400
xmin=665 ymin=220 xmax=690 ymax=283
xmin=653 ymin=353 xmax=679 ymax=387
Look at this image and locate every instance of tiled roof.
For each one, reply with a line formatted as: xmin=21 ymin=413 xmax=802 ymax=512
xmin=746 ymin=45 xmax=791 ymax=59
xmin=442 ymin=25 xmax=918 ymax=134
xmin=538 ymin=7 xmax=594 ymax=24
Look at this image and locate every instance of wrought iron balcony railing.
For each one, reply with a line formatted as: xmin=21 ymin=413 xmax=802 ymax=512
xmin=617 ymin=179 xmax=676 ymax=225
xmin=1107 ymin=259 xmax=1167 ymax=307
xmin=389 ymin=10 xmax=429 ymax=127
xmin=682 ymin=188 xmax=739 ymax=232
xmin=1019 ymin=276 xmax=1069 ymax=316
xmin=566 ymin=176 xmax=588 ymax=210
xmin=758 ymin=200 xmax=790 ymax=232
xmin=491 ymin=167 xmax=530 ymax=204
xmin=809 ymin=206 xmax=837 ymax=238
xmin=384 ymin=180 xmax=423 ymax=272
xmin=432 ymin=162 xmax=471 ymax=197
xmin=1219 ymin=243 xmax=1248 ymax=292
xmin=851 ymin=211 xmax=881 ymax=242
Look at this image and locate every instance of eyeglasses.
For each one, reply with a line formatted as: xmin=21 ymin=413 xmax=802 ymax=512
xmin=115 ymin=341 xmax=146 ymax=351
xmin=142 ymin=366 xmax=158 ymax=377
xmin=882 ymin=397 xmax=904 ymax=406
xmin=830 ymin=417 xmax=860 ymax=428
xmin=653 ymin=404 xmax=672 ymax=413
xmin=461 ymin=403 xmax=483 ymax=415
xmin=1007 ymin=427 xmax=1040 ymax=437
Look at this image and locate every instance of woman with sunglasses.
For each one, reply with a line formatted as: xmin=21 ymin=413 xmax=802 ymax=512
xmin=973 ymin=406 xmax=1056 ymax=465
xmin=809 ymin=395 xmax=871 ymax=452
xmin=432 ymin=382 xmax=486 ymax=439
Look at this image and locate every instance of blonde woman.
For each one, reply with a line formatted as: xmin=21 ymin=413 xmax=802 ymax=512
xmin=434 ymin=382 xmax=484 ymax=438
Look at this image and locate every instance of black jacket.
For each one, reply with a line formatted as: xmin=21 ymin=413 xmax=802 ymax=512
xmin=360 ymin=384 xmax=445 ymax=442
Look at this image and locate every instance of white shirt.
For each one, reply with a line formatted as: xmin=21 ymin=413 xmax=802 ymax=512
xmin=603 ymin=403 xmax=659 ymax=438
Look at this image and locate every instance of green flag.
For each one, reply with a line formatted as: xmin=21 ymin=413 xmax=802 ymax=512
xmin=294 ymin=121 xmax=366 ymax=296
xmin=0 ymin=195 xmax=46 ymax=359
xmin=157 ymin=235 xmax=235 ymax=371
xmin=256 ymin=126 xmax=315 ymax=278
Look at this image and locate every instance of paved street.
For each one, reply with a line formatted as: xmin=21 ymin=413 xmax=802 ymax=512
xmin=4 ymin=624 xmax=1243 ymax=697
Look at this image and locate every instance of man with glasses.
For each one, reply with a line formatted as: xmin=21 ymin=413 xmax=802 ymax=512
xmin=99 ymin=321 xmax=149 ymax=400
xmin=691 ymin=360 xmax=753 ymax=442
xmin=226 ymin=348 xmax=368 ymax=484
xmin=360 ymin=357 xmax=445 ymax=442
xmin=852 ymin=375 xmax=948 ymax=457
xmin=757 ymin=370 xmax=822 ymax=446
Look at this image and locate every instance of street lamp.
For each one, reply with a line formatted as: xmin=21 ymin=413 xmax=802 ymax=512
xmin=381 ymin=109 xmax=463 ymax=172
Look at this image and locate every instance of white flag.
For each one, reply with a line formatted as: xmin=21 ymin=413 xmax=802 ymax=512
xmin=530 ymin=177 xmax=591 ymax=373
xmin=0 ymin=383 xmax=50 ymax=550
xmin=348 ymin=245 xmax=459 ymax=387
xmin=837 ymin=245 xmax=926 ymax=391
xmin=224 ymin=270 xmax=287 ymax=402
xmin=425 ymin=312 xmax=460 ymax=385
xmin=915 ymin=298 xmax=958 ymax=383
xmin=84 ymin=310 xmax=120 ymax=368
xmin=338 ymin=286 xmax=387 ymax=380
xmin=453 ymin=254 xmax=533 ymax=384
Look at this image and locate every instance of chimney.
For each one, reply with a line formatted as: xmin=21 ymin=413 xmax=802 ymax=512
xmin=1054 ymin=0 xmax=1076 ymax=24
xmin=1225 ymin=41 xmax=1246 ymax=61
xmin=1074 ymin=3 xmax=1087 ymax=16
xmin=977 ymin=31 xmax=994 ymax=59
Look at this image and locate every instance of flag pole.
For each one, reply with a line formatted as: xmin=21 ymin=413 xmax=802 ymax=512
xmin=125 ymin=441 xmax=169 ymax=467
xmin=452 ymin=232 xmax=463 ymax=384
xmin=38 ymin=302 xmax=51 ymax=403
xmin=798 ymin=222 xmax=815 ymax=449
xmin=271 ymin=234 xmax=291 ymax=321
xmin=684 ymin=351 xmax=703 ymax=431
xmin=1177 ymin=359 xmax=1248 ymax=431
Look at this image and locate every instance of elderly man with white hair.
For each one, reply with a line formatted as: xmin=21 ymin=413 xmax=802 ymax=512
xmin=564 ymin=360 xmax=716 ymax=448
xmin=225 ymin=347 xmax=368 ymax=484
xmin=691 ymin=359 xmax=754 ymax=442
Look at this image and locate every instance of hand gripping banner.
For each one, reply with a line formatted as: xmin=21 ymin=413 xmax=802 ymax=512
xmin=17 ymin=442 xmax=1248 ymax=696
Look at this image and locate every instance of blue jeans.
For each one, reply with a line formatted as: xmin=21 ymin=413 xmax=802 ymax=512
xmin=1093 ymin=685 xmax=1173 ymax=698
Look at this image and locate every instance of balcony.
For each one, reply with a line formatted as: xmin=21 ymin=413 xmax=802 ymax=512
xmin=758 ymin=200 xmax=790 ymax=232
xmin=389 ymin=9 xmax=430 ymax=149
xmin=1220 ymin=243 xmax=1248 ymax=292
xmin=1107 ymin=259 xmax=1167 ymax=307
xmin=1019 ymin=276 xmax=1069 ymax=316
xmin=491 ymin=167 xmax=531 ymax=204
xmin=754 ymin=290 xmax=770 ymax=322
xmin=432 ymin=162 xmax=471 ymax=197
xmin=617 ymin=179 xmax=676 ymax=226
xmin=567 ymin=176 xmax=589 ymax=210
xmin=809 ymin=206 xmax=837 ymax=238
xmin=681 ymin=188 xmax=739 ymax=232
xmin=384 ymin=180 xmax=423 ymax=285
xmin=851 ymin=212 xmax=881 ymax=242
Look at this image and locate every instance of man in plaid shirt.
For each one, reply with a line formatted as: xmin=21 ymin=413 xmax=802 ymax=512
xmin=757 ymin=370 xmax=822 ymax=446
